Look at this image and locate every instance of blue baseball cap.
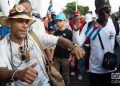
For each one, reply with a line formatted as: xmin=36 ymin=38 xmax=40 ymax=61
xmin=55 ymin=13 xmax=66 ymax=21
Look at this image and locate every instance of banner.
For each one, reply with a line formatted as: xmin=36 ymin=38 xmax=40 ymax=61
xmin=46 ymin=0 xmax=53 ymax=16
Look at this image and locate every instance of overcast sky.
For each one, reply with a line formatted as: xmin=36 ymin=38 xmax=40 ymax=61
xmin=56 ymin=0 xmax=120 ymax=16
xmin=0 ymin=0 xmax=119 ymax=17
xmin=77 ymin=0 xmax=119 ymax=13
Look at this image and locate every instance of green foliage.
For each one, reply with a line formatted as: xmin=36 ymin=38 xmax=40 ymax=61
xmin=63 ymin=2 xmax=89 ymax=16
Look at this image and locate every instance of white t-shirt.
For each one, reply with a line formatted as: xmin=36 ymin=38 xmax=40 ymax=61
xmin=0 ymin=20 xmax=59 ymax=86
xmin=30 ymin=19 xmax=58 ymax=49
xmin=73 ymin=18 xmax=118 ymax=73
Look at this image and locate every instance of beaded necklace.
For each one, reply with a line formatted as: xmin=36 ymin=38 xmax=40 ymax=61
xmin=9 ymin=36 xmax=30 ymax=68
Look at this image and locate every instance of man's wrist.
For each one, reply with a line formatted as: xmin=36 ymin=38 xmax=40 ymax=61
xmin=68 ymin=43 xmax=78 ymax=51
xmin=11 ymin=70 xmax=19 ymax=81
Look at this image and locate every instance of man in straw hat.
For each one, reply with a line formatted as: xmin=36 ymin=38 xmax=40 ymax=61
xmin=0 ymin=3 xmax=85 ymax=86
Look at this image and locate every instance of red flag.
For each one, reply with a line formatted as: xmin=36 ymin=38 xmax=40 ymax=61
xmin=93 ymin=21 xmax=100 ymax=30
xmin=79 ymin=20 xmax=86 ymax=32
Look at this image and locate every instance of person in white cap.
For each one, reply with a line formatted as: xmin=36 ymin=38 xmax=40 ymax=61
xmin=84 ymin=13 xmax=92 ymax=23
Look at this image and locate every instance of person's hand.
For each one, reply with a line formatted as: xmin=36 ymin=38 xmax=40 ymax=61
xmin=70 ymin=46 xmax=85 ymax=60
xmin=68 ymin=55 xmax=75 ymax=67
xmin=15 ymin=63 xmax=38 ymax=84
xmin=72 ymin=19 xmax=82 ymax=31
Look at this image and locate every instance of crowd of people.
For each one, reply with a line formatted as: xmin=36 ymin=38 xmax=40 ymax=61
xmin=0 ymin=0 xmax=120 ymax=86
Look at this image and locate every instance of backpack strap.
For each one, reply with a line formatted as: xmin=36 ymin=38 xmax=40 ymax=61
xmin=87 ymin=21 xmax=93 ymax=29
xmin=112 ymin=19 xmax=119 ymax=48
xmin=112 ymin=19 xmax=119 ymax=36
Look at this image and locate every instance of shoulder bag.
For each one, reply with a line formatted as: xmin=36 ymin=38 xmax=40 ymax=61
xmin=98 ymin=33 xmax=117 ymax=70
xmin=29 ymin=30 xmax=65 ymax=86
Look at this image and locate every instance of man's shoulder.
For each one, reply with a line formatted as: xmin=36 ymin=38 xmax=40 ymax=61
xmin=0 ymin=35 xmax=9 ymax=46
xmin=31 ymin=19 xmax=44 ymax=27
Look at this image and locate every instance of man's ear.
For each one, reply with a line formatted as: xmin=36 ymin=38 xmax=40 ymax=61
xmin=95 ymin=9 xmax=98 ymax=15
xmin=7 ymin=19 xmax=12 ymax=28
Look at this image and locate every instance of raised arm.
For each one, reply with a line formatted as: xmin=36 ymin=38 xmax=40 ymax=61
xmin=57 ymin=37 xmax=85 ymax=60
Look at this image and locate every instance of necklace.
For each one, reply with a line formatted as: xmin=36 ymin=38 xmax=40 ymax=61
xmin=9 ymin=36 xmax=30 ymax=68
xmin=9 ymin=41 xmax=24 ymax=68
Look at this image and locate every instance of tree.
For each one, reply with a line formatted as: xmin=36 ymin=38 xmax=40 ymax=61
xmin=63 ymin=2 xmax=89 ymax=16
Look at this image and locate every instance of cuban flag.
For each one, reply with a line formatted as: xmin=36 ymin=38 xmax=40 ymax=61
xmin=85 ymin=21 xmax=102 ymax=40
xmin=47 ymin=0 xmax=53 ymax=15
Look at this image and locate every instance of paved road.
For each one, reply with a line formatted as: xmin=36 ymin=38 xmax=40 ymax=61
xmin=70 ymin=72 xmax=90 ymax=86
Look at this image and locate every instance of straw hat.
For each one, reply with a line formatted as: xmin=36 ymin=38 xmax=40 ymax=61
xmin=0 ymin=4 xmax=36 ymax=28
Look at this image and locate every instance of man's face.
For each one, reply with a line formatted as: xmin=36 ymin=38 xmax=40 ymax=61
xmin=10 ymin=18 xmax=30 ymax=39
xmin=97 ymin=7 xmax=111 ymax=21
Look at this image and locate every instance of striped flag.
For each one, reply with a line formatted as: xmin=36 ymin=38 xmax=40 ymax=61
xmin=47 ymin=0 xmax=53 ymax=15
xmin=79 ymin=20 xmax=86 ymax=32
xmin=85 ymin=21 xmax=102 ymax=40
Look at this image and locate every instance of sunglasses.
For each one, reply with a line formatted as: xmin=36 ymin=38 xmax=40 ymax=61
xmin=98 ymin=7 xmax=111 ymax=15
xmin=19 ymin=46 xmax=26 ymax=60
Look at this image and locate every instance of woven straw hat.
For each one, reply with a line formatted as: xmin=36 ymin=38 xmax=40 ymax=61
xmin=0 ymin=4 xmax=36 ymax=28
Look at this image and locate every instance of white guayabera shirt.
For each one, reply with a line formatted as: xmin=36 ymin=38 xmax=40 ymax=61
xmin=0 ymin=19 xmax=59 ymax=86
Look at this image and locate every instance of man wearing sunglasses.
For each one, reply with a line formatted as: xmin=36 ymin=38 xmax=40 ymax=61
xmin=72 ymin=0 xmax=120 ymax=86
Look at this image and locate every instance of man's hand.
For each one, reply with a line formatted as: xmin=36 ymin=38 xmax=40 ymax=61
xmin=70 ymin=46 xmax=85 ymax=60
xmin=15 ymin=63 xmax=38 ymax=84
xmin=57 ymin=38 xmax=85 ymax=60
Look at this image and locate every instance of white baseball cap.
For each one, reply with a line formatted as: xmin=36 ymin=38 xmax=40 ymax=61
xmin=84 ymin=13 xmax=92 ymax=22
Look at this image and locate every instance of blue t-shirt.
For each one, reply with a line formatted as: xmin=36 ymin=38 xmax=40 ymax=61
xmin=0 ymin=25 xmax=10 ymax=38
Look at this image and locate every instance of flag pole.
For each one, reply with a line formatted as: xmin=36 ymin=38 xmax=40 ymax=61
xmin=75 ymin=0 xmax=78 ymax=11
